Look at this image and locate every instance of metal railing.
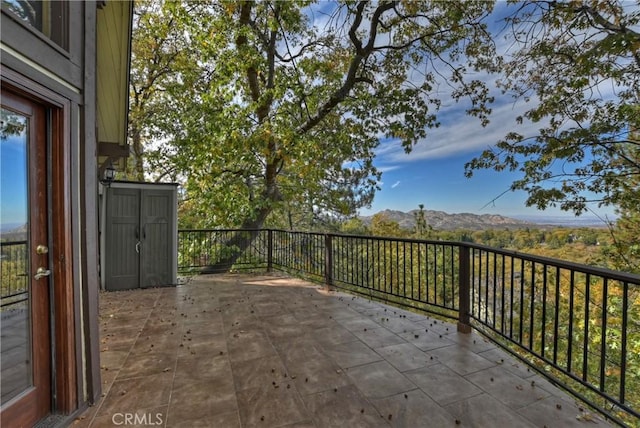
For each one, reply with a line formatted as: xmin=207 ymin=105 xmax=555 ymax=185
xmin=0 ymin=240 xmax=29 ymax=308
xmin=178 ymin=229 xmax=640 ymax=425
xmin=178 ymin=229 xmax=269 ymax=273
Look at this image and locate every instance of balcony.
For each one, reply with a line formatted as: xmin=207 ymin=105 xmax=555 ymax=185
xmin=76 ymin=273 xmax=610 ymax=427
xmin=74 ymin=229 xmax=639 ymax=426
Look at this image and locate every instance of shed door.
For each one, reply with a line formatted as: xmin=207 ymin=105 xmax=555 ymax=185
xmin=105 ymin=188 xmax=140 ymax=291
xmin=140 ymin=189 xmax=173 ymax=288
xmin=105 ymin=187 xmax=174 ymax=290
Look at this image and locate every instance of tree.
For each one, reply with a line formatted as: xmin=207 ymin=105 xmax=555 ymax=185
xmin=128 ymin=1 xmax=215 ymax=181
xmin=370 ymin=212 xmax=404 ymax=238
xmin=340 ymin=217 xmax=368 ymax=235
xmin=606 ymin=137 xmax=640 ymax=273
xmin=134 ymin=0 xmax=499 ymax=270
xmin=413 ymin=204 xmax=433 ymax=239
xmin=465 ymin=1 xmax=640 ymax=216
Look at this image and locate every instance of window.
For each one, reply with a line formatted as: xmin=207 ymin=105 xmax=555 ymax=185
xmin=2 ymin=0 xmax=68 ymax=50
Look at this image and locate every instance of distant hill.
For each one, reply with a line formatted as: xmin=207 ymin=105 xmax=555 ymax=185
xmin=0 ymin=223 xmax=27 ymax=241
xmin=360 ymin=209 xmax=533 ymax=231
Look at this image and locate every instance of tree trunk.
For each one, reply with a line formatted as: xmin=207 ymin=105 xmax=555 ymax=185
xmin=200 ymin=206 xmax=272 ymax=274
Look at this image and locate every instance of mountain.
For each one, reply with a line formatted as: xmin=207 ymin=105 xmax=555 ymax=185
xmin=360 ymin=209 xmax=533 ymax=231
xmin=0 ymin=223 xmax=27 ymax=241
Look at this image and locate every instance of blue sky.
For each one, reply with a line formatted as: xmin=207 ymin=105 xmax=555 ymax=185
xmin=1 ymin=131 xmax=28 ymax=228
xmin=356 ymin=2 xmax=623 ymax=221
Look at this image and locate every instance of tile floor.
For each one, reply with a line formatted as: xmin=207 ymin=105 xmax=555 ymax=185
xmin=73 ymin=273 xmax=610 ymax=427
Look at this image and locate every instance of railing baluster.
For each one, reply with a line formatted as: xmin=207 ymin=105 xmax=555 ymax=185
xmin=500 ymin=254 xmax=506 ymax=334
xmin=583 ymin=273 xmax=591 ymax=382
xmin=541 ymin=264 xmax=548 ymax=358
xmin=620 ymin=281 xmax=628 ymax=404
xmin=457 ymin=245 xmax=471 ymax=333
xmin=519 ymin=258 xmax=525 ymax=344
xmin=509 ymin=256 xmax=514 ymax=339
xmin=599 ymin=278 xmax=608 ymax=393
xmin=324 ymin=234 xmax=333 ymax=288
xmin=492 ymin=253 xmax=498 ymax=329
xmin=529 ymin=261 xmax=535 ymax=352
xmin=267 ymin=229 xmax=273 ymax=272
xmin=417 ymin=242 xmax=422 ymax=301
xmin=553 ymin=266 xmax=560 ymax=365
xmin=568 ymin=270 xmax=575 ymax=374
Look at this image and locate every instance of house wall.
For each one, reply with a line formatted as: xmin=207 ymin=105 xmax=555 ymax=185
xmin=1 ymin=0 xmax=130 ymax=417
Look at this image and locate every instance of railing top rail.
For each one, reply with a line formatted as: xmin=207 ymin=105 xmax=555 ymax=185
xmin=177 ymin=228 xmax=265 ymax=233
xmin=0 ymin=240 xmax=28 ymax=246
xmin=463 ymin=241 xmax=640 ymax=283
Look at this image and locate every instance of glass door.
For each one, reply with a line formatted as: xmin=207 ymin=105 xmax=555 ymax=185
xmin=1 ymin=91 xmax=51 ymax=426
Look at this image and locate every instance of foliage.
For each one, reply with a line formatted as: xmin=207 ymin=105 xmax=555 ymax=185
xmin=369 ymin=211 xmax=406 ymax=238
xmin=412 ymin=203 xmax=433 ymax=238
xmin=131 ymin=0 xmax=499 ymax=229
xmin=128 ymin=1 xmax=215 ymax=181
xmin=0 ymin=241 xmax=28 ymax=308
xmin=605 ymin=137 xmax=640 ymax=273
xmin=0 ymin=109 xmax=26 ymax=140
xmin=465 ymin=1 xmax=640 ymax=216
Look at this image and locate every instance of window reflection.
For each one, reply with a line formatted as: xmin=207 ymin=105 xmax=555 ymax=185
xmin=2 ymin=0 xmax=68 ymax=50
xmin=0 ymin=107 xmax=32 ymax=404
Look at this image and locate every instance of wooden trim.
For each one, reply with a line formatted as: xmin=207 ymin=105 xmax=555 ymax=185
xmin=50 ymin=105 xmax=77 ymax=412
xmin=82 ymin=1 xmax=102 ymax=404
xmin=98 ymin=141 xmax=130 ymax=158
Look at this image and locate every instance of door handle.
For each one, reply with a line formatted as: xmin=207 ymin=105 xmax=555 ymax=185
xmin=135 ymin=241 xmax=141 ymax=254
xmin=35 ymin=267 xmax=51 ymax=280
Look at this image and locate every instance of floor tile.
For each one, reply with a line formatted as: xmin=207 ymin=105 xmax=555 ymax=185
xmin=310 ymin=324 xmax=358 ymax=348
xmin=346 ymin=360 xmax=417 ymax=399
xmin=398 ymin=329 xmax=455 ymax=351
xmin=302 ymin=384 xmax=390 ymax=428
xmin=445 ymin=393 xmax=537 ymax=427
xmin=370 ymin=389 xmax=456 ymax=428
xmin=404 ymin=363 xmax=482 ymax=406
xmin=465 ymin=365 xmax=552 ymax=409
xmin=374 ymin=343 xmax=436 ymax=372
xmin=236 ymin=385 xmax=308 ymax=427
xmin=428 ymin=343 xmax=496 ymax=375
xmin=116 ymin=350 xmax=177 ymax=380
xmin=231 ymin=355 xmax=288 ymax=392
xmin=324 ymin=340 xmax=383 ymax=368
xmin=517 ymin=395 xmax=608 ymax=427
xmin=95 ymin=372 xmax=174 ymax=418
xmin=226 ymin=328 xmax=277 ymax=362
xmin=351 ymin=327 xmax=406 ymax=349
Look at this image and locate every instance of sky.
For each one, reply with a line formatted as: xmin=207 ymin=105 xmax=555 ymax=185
xmin=361 ymin=96 xmax=619 ymax=220
xmin=354 ymin=2 xmax=625 ymax=222
xmin=0 ymin=129 xmax=28 ymax=228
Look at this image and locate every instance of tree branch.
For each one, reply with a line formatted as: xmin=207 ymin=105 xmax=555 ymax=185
xmin=296 ymin=1 xmax=397 ymax=135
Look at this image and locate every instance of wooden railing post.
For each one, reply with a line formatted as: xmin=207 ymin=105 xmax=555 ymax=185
xmin=457 ymin=245 xmax=472 ymax=333
xmin=324 ymin=234 xmax=333 ymax=290
xmin=267 ymin=229 xmax=273 ymax=272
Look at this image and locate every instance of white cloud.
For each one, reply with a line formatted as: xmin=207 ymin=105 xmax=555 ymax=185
xmin=375 ymin=95 xmax=540 ymax=166
xmin=391 ymin=180 xmax=401 ymax=188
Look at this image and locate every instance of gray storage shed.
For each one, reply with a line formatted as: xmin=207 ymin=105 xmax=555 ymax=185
xmin=100 ymin=181 xmax=178 ymax=291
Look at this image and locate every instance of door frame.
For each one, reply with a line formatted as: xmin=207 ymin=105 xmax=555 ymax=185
xmin=1 ymin=72 xmax=78 ymax=417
